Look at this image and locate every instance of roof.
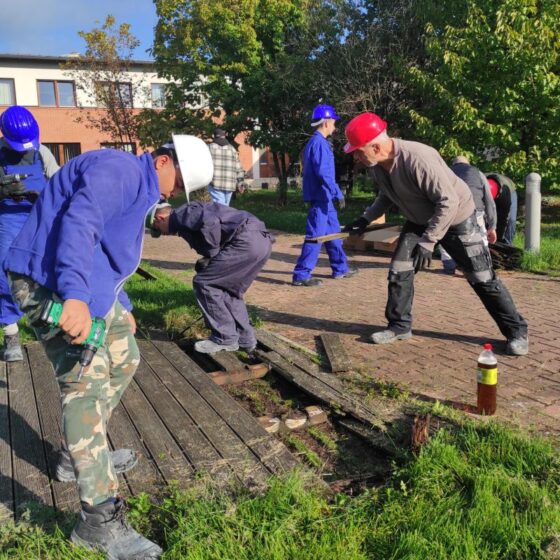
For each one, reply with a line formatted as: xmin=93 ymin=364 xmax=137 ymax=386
xmin=0 ymin=53 xmax=154 ymax=67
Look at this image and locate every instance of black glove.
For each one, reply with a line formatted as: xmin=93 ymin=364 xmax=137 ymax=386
xmin=336 ymin=196 xmax=346 ymax=210
xmin=195 ymin=257 xmax=211 ymax=273
xmin=0 ymin=181 xmax=27 ymax=201
xmin=411 ymin=244 xmax=433 ymax=273
xmin=342 ymin=216 xmax=369 ymax=235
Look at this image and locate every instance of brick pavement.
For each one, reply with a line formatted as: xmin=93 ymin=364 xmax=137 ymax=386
xmin=142 ymin=232 xmax=560 ymax=434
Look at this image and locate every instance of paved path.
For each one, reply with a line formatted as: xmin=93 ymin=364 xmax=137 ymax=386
xmin=142 ymin=232 xmax=560 ymax=434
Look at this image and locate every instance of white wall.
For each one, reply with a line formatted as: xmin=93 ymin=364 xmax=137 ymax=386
xmin=0 ymin=58 xmax=168 ymax=108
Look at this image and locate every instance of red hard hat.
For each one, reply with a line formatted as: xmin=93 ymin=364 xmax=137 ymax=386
xmin=487 ymin=178 xmax=499 ymax=199
xmin=344 ymin=112 xmax=387 ymax=153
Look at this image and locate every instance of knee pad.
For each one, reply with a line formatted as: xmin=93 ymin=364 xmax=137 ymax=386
xmin=388 ymin=269 xmax=414 ymax=283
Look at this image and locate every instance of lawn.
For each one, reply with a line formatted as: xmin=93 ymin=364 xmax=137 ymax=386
xmin=3 ymin=422 xmax=559 ymax=559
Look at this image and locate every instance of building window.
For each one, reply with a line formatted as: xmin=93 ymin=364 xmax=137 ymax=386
xmin=43 ymin=143 xmax=81 ymax=165
xmin=100 ymin=142 xmax=137 ymax=154
xmin=96 ymin=82 xmax=133 ymax=108
xmin=37 ymin=80 xmax=76 ymax=107
xmin=151 ymin=83 xmax=166 ymax=108
xmin=0 ymin=79 xmax=16 ymax=105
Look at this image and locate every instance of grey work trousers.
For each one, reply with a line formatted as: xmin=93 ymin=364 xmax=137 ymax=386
xmin=193 ymin=227 xmax=273 ymax=348
xmin=386 ymin=214 xmax=528 ymax=340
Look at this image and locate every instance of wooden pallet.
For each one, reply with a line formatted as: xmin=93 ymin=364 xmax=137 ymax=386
xmin=0 ymin=340 xmax=300 ymax=520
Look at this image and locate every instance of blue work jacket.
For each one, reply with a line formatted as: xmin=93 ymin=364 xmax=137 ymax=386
xmin=4 ymin=150 xmax=160 ymax=317
xmin=302 ymin=132 xmax=343 ymax=203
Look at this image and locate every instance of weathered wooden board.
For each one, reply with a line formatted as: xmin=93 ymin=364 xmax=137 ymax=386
xmin=153 ymin=341 xmax=301 ymax=476
xmin=0 ymin=361 xmax=13 ymax=521
xmin=8 ymin=355 xmax=53 ymax=518
xmin=319 ymin=333 xmax=351 ymax=373
xmin=26 ymin=342 xmax=79 ymax=512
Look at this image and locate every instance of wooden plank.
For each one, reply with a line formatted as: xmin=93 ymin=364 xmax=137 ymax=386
xmin=135 ymin=266 xmax=157 ymax=281
xmin=120 ymin=375 xmax=194 ymax=486
xmin=361 ymin=226 xmax=401 ymax=243
xmin=25 ymin=342 xmax=79 ymax=512
xmin=0 ymin=360 xmax=13 ymax=521
xmin=207 ymin=351 xmax=246 ymax=373
xmin=257 ymin=350 xmax=386 ymax=431
xmin=139 ymin=341 xmax=270 ymax=489
xmin=319 ymin=333 xmax=351 ymax=373
xmin=257 ymin=330 xmax=367 ymax=402
xmin=306 ymin=222 xmax=397 ymax=243
xmin=256 ymin=329 xmax=322 ymax=372
xmin=107 ymin=402 xmax=164 ymax=497
xmin=208 ymin=363 xmax=269 ymax=386
xmin=151 ymin=340 xmax=300 ymax=476
xmin=133 ymin=356 xmax=236 ymax=486
xmin=8 ymin=354 xmax=53 ymax=517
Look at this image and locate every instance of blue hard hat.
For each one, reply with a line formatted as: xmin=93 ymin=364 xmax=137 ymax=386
xmin=0 ymin=105 xmax=40 ymax=151
xmin=311 ymin=104 xmax=340 ymax=122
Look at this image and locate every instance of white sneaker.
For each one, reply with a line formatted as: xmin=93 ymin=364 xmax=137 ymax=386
xmin=194 ymin=339 xmax=239 ymax=354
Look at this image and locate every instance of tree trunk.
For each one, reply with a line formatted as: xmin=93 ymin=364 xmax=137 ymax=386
xmin=272 ymin=152 xmax=289 ymax=206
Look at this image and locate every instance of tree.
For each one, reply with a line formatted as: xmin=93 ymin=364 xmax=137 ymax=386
xmin=63 ymin=15 xmax=144 ymax=150
xmin=402 ymin=0 xmax=560 ymax=189
xmin=147 ymin=0 xmax=346 ymax=204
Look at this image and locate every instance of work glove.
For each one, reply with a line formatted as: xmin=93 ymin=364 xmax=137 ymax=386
xmin=342 ymin=216 xmax=369 ymax=235
xmin=336 ymin=196 xmax=346 ymax=210
xmin=0 ymin=180 xmax=27 ymax=201
xmin=195 ymin=257 xmax=211 ymax=273
xmin=411 ymin=244 xmax=433 ymax=273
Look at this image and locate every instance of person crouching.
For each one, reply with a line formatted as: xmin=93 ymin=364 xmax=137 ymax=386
xmin=152 ymin=202 xmax=274 ymax=354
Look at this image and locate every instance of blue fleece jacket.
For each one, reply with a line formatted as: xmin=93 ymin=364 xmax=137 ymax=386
xmin=4 ymin=150 xmax=161 ymax=317
xmin=302 ymin=131 xmax=344 ymax=203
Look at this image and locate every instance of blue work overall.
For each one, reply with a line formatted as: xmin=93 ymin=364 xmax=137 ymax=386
xmin=292 ymin=131 xmax=348 ymax=282
xmin=0 ymin=149 xmax=48 ymax=325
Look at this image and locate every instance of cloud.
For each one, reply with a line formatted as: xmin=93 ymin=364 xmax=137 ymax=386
xmin=0 ymin=0 xmax=156 ymax=57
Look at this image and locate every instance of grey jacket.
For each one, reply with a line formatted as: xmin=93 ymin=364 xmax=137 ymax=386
xmin=363 ymin=139 xmax=475 ymax=251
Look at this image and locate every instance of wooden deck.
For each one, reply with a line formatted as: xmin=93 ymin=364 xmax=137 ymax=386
xmin=0 ymin=339 xmax=300 ymax=521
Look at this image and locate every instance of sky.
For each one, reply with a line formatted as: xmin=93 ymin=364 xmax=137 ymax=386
xmin=0 ymin=0 xmax=158 ymax=59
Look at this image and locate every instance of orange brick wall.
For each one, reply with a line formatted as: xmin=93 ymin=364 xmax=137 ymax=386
xmin=28 ymin=106 xmax=277 ymax=178
xmin=31 ymin=107 xmax=144 ymax=154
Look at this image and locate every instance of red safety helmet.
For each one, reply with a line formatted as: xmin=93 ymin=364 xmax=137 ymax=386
xmin=344 ymin=112 xmax=387 ymax=153
xmin=487 ymin=177 xmax=499 ymax=199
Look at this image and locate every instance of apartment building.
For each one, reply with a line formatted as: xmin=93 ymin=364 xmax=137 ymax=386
xmin=0 ymin=53 xmax=275 ymax=183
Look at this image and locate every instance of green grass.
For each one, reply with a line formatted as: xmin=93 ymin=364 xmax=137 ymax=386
xmin=124 ymin=262 xmax=202 ymax=336
xmin=516 ymin=222 xmax=560 ymax=275
xmin=233 ymin=188 xmax=387 ymax=234
xmin=3 ymin=422 xmax=559 ymax=559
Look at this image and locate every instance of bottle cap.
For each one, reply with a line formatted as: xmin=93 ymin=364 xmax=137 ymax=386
xmin=483 ymin=343 xmax=493 ymax=350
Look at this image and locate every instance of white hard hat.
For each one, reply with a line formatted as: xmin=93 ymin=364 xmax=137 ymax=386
xmin=169 ymin=134 xmax=213 ymax=200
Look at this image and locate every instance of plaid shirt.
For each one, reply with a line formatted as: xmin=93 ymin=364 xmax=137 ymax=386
xmin=208 ymin=142 xmax=245 ymax=192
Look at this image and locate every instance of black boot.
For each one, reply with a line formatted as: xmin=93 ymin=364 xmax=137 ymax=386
xmin=71 ymin=498 xmax=162 ymax=559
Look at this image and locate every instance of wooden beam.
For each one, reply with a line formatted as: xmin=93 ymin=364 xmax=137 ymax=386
xmin=319 ymin=333 xmax=351 ymax=373
xmin=208 ymin=363 xmax=270 ymax=386
xmin=135 ymin=266 xmax=157 ymax=281
xmin=305 ymin=222 xmax=398 ymax=243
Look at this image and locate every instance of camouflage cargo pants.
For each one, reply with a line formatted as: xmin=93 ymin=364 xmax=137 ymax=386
xmin=9 ymin=273 xmax=140 ymax=506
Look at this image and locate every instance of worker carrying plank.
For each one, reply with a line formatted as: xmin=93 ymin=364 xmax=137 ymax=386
xmin=292 ymin=104 xmax=358 ymax=287
xmin=342 ymin=112 xmax=528 ymax=356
